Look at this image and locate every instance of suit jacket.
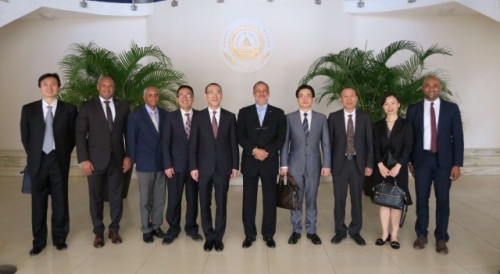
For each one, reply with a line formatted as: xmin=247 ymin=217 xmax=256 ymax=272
xmin=189 ymin=108 xmax=239 ymax=176
xmin=328 ymin=108 xmax=374 ymax=174
xmin=373 ymin=117 xmax=413 ymax=166
xmin=127 ymin=105 xmax=167 ymax=172
xmin=237 ymin=104 xmax=286 ymax=176
xmin=280 ymin=110 xmax=331 ymax=176
xmin=407 ymin=100 xmax=464 ymax=168
xmin=20 ymin=100 xmax=77 ymax=179
xmin=161 ymin=109 xmax=201 ymax=172
xmin=76 ymin=98 xmax=130 ymax=170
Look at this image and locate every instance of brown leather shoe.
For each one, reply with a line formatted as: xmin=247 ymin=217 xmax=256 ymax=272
xmin=413 ymin=235 xmax=427 ymax=249
xmin=93 ymin=233 xmax=105 ymax=248
xmin=436 ymin=239 xmax=449 ymax=254
xmin=108 ymin=231 xmax=123 ymax=244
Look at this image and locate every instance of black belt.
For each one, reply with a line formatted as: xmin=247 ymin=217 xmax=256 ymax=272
xmin=345 ymin=154 xmax=356 ymax=160
xmin=423 ymin=150 xmax=437 ymax=155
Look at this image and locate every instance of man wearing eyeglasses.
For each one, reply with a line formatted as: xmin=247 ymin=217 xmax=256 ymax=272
xmin=189 ymin=83 xmax=239 ymax=252
xmin=161 ymin=85 xmax=203 ymax=245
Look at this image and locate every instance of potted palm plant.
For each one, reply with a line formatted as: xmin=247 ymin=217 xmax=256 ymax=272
xmin=300 ymin=40 xmax=454 ymax=122
xmin=59 ymin=41 xmax=186 ymax=198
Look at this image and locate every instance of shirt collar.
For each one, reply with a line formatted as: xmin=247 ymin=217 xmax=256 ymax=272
xmin=99 ymin=96 xmax=114 ymax=104
xmin=42 ymin=99 xmax=58 ymax=108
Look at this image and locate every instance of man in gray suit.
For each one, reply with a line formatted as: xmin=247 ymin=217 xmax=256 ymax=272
xmin=280 ymin=84 xmax=331 ymax=245
xmin=328 ymin=87 xmax=373 ymax=246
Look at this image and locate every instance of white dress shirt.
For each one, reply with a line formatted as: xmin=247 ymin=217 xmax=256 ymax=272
xmin=423 ymin=98 xmax=440 ymax=150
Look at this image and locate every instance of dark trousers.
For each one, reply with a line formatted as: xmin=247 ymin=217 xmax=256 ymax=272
xmin=31 ymin=151 xmax=69 ymax=248
xmin=166 ymin=169 xmax=199 ymax=236
xmin=242 ymin=172 xmax=277 ymax=238
xmin=87 ymin=156 xmax=123 ymax=234
xmin=333 ymin=159 xmax=364 ymax=235
xmin=414 ymin=152 xmax=451 ymax=241
xmin=198 ymin=172 xmax=230 ymax=242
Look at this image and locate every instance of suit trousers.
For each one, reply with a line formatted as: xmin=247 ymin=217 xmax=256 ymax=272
xmin=87 ymin=154 xmax=123 ymax=234
xmin=290 ymin=169 xmax=320 ymax=234
xmin=242 ymin=172 xmax=278 ymax=238
xmin=333 ymin=159 xmax=364 ymax=235
xmin=31 ymin=151 xmax=69 ymax=248
xmin=137 ymin=171 xmax=166 ymax=234
xmin=198 ymin=173 xmax=230 ymax=242
xmin=166 ymin=170 xmax=199 ymax=236
xmin=414 ymin=152 xmax=452 ymax=241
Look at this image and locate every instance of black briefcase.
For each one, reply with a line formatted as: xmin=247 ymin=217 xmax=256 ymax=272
xmin=276 ymin=173 xmax=300 ymax=210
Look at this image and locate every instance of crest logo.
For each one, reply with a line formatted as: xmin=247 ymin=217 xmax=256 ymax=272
xmin=220 ymin=19 xmax=273 ymax=73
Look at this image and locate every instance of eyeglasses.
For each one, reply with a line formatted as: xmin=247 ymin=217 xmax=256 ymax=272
xmin=177 ymin=94 xmax=193 ymax=99
xmin=298 ymin=94 xmax=313 ymax=98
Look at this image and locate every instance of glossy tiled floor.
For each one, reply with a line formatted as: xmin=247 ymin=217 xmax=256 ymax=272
xmin=0 ymin=175 xmax=499 ymax=274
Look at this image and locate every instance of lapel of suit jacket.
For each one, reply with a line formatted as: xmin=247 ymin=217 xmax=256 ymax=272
xmin=36 ymin=100 xmax=45 ymax=126
xmin=53 ymin=101 xmax=63 ymax=125
xmin=338 ymin=109 xmax=347 ymax=139
xmin=140 ymin=105 xmax=159 ymax=135
xmin=250 ymin=105 xmax=262 ymax=127
xmin=175 ymin=109 xmax=189 ymax=141
xmin=261 ymin=105 xmax=273 ymax=128
xmin=203 ymin=108 xmax=217 ymax=140
xmin=291 ymin=110 xmax=306 ymax=140
xmin=94 ymin=97 xmax=108 ymax=125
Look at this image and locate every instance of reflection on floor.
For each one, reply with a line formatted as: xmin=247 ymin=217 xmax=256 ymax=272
xmin=0 ymin=175 xmax=499 ymax=274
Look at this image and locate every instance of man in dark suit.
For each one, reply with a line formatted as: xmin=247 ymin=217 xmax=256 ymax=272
xmin=127 ymin=86 xmax=167 ymax=244
xmin=328 ymin=87 xmax=373 ymax=246
xmin=237 ymin=81 xmax=286 ymax=249
xmin=76 ymin=76 xmax=131 ymax=248
xmin=20 ymin=73 xmax=77 ymax=256
xmin=407 ymin=76 xmax=464 ymax=254
xmin=161 ymin=85 xmax=203 ymax=245
xmin=189 ymin=83 xmax=239 ymax=252
xmin=281 ymin=84 xmax=331 ymax=246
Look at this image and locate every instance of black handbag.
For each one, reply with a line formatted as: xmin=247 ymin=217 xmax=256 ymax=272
xmin=276 ymin=173 xmax=300 ymax=210
xmin=20 ymin=166 xmax=31 ymax=194
xmin=372 ymin=178 xmax=408 ymax=227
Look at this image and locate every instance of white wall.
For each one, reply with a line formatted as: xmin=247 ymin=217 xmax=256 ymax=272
xmin=0 ymin=0 xmax=499 ymax=149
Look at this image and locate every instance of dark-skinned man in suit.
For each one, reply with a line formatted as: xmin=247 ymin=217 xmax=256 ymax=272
xmin=189 ymin=83 xmax=239 ymax=252
xmin=237 ymin=81 xmax=286 ymax=249
xmin=127 ymin=86 xmax=168 ymax=244
xmin=161 ymin=85 xmax=203 ymax=245
xmin=21 ymin=73 xmax=77 ymax=256
xmin=328 ymin=87 xmax=373 ymax=246
xmin=76 ymin=76 xmax=131 ymax=248
xmin=407 ymin=76 xmax=464 ymax=254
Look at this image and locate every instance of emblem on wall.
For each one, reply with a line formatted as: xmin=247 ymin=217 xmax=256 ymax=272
xmin=220 ymin=19 xmax=273 ymax=73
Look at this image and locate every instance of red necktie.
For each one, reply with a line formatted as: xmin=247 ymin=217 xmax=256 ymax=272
xmin=430 ymin=102 xmax=437 ymax=153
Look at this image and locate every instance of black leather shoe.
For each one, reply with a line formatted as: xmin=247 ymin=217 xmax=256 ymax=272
xmin=375 ymin=233 xmax=391 ymax=246
xmin=29 ymin=246 xmax=45 ymax=256
xmin=331 ymin=234 xmax=346 ymax=244
xmin=143 ymin=233 xmax=153 ymax=243
xmin=391 ymin=240 xmax=401 ymax=249
xmin=214 ymin=240 xmax=224 ymax=252
xmin=152 ymin=228 xmax=167 ymax=238
xmin=350 ymin=234 xmax=366 ymax=246
xmin=54 ymin=243 xmax=68 ymax=250
xmin=263 ymin=237 xmax=276 ymax=248
xmin=187 ymin=233 xmax=203 ymax=242
xmin=288 ymin=232 xmax=301 ymax=245
xmin=162 ymin=234 xmax=177 ymax=245
xmin=307 ymin=233 xmax=322 ymax=245
xmin=203 ymin=240 xmax=214 ymax=251
xmin=242 ymin=237 xmax=255 ymax=248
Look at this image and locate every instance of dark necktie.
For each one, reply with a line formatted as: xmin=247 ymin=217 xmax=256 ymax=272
xmin=185 ymin=113 xmax=191 ymax=139
xmin=104 ymin=101 xmax=113 ymax=131
xmin=303 ymin=113 xmax=309 ymax=138
xmin=42 ymin=105 xmax=54 ymax=154
xmin=346 ymin=114 xmax=355 ymax=156
xmin=211 ymin=111 xmax=218 ymax=138
xmin=430 ymin=102 xmax=437 ymax=153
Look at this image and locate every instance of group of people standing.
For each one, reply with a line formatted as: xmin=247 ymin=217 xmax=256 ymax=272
xmin=20 ymin=73 xmax=463 ymax=257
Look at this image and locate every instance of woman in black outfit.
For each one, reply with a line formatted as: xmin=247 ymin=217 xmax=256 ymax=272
xmin=373 ymin=93 xmax=413 ymax=249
